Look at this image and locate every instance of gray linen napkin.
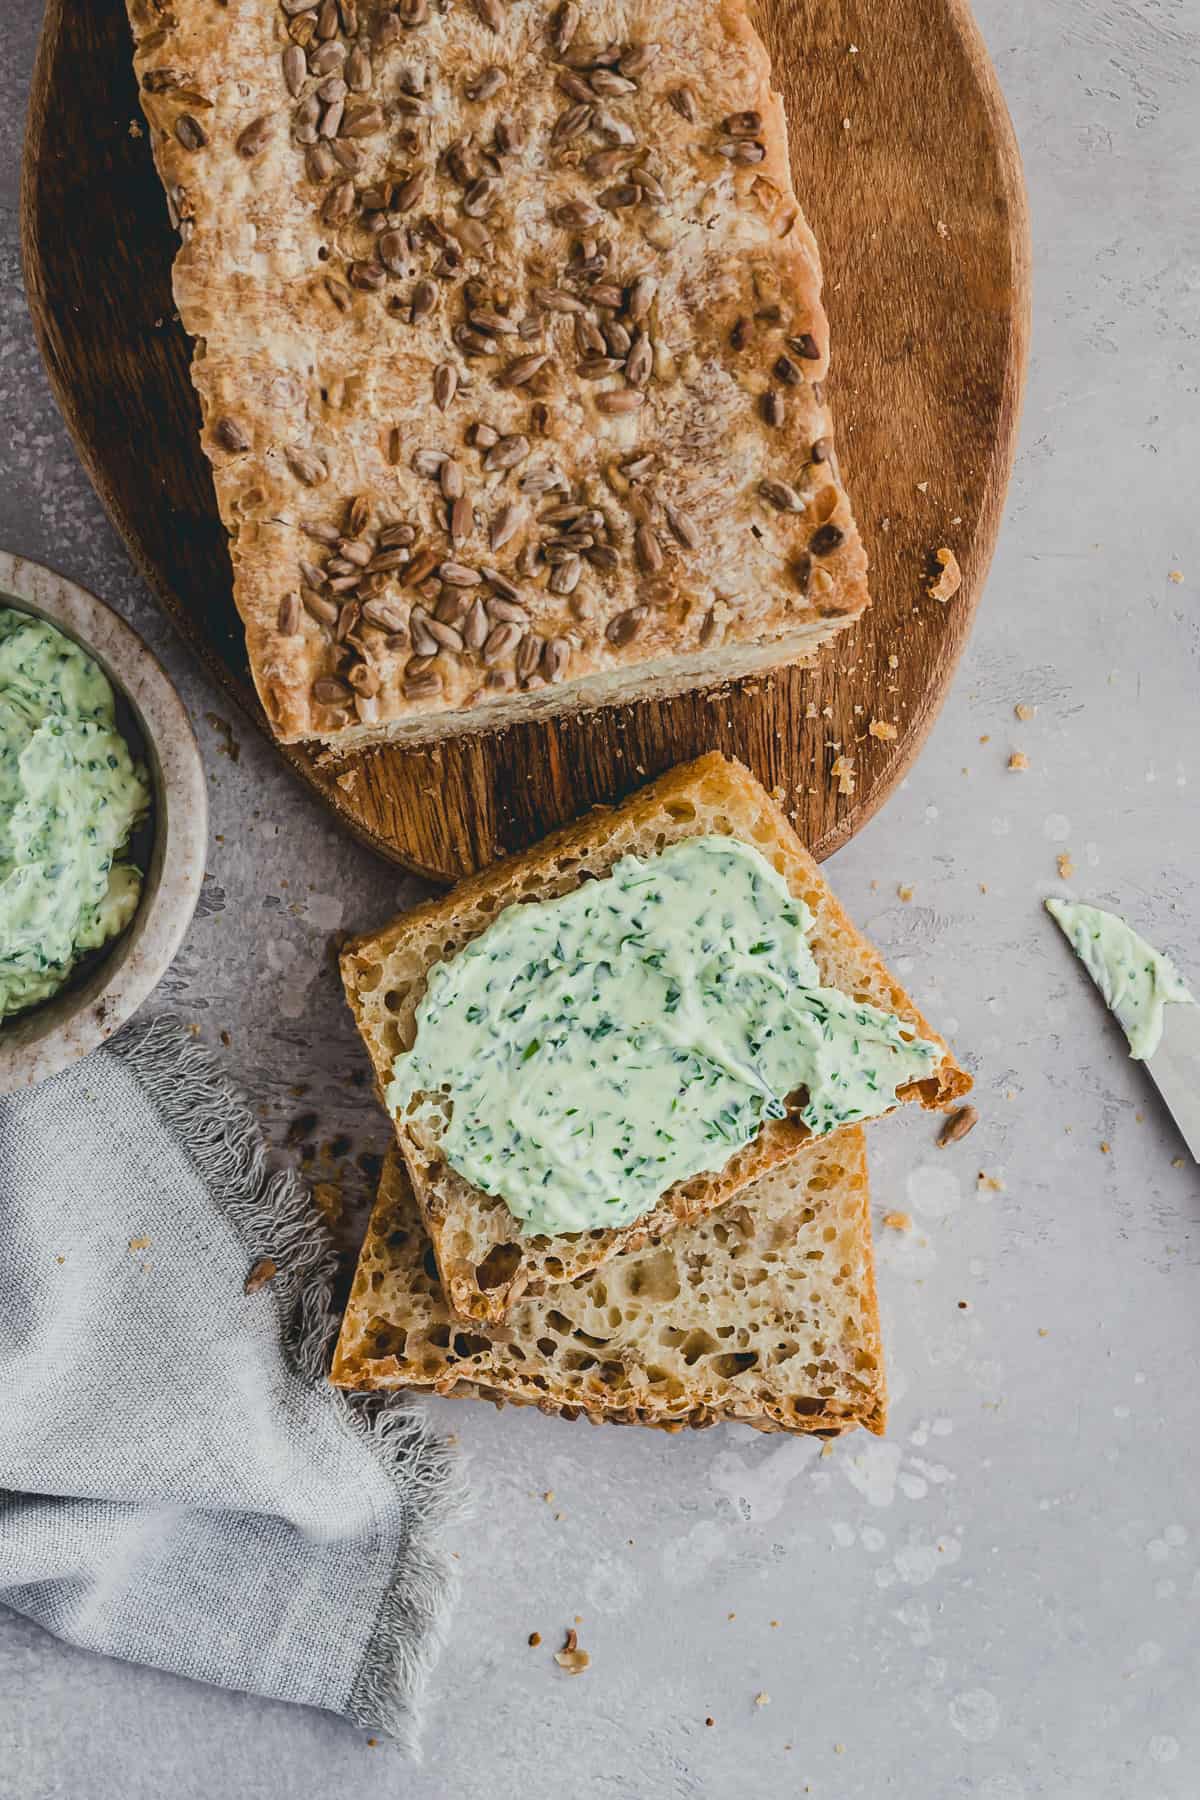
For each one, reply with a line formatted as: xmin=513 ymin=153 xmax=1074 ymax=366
xmin=0 ymin=1016 xmax=463 ymax=1750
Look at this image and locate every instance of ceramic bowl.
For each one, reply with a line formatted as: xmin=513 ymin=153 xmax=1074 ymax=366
xmin=0 ymin=552 xmax=207 ymax=1093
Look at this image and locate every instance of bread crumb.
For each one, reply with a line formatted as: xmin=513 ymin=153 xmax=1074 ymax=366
xmin=1038 ymin=1328 xmax=1049 ymax=1338
xmin=1100 ymin=1141 xmax=1111 ymax=1154
xmin=977 ymin=1173 xmax=1004 ymax=1192
xmin=1008 ymin=751 xmax=1029 ymax=771
xmin=366 ymin=1737 xmax=377 ymax=1747
xmin=916 ymin=481 xmax=928 ymax=494
xmin=706 ymin=1716 xmax=716 ymax=1727
xmin=883 ymin=1211 xmax=912 ymax=1231
xmin=574 ymin=1614 xmax=583 ymax=1624
xmin=727 ymin=1611 xmax=736 ymax=1620
xmin=755 ymin=1692 xmax=771 ymax=1707
xmin=888 ymin=653 xmax=899 ymax=670
xmin=1168 ymin=569 xmax=1184 ymax=584
xmin=831 ymin=754 xmax=856 ymax=796
xmin=128 ymin=119 xmax=143 ymax=138
xmin=1014 ymin=702 xmax=1036 ymax=721
xmin=820 ymin=1440 xmax=834 ymax=1458
xmin=835 ymin=1743 xmax=846 ymax=1754
xmin=979 ymin=882 xmax=988 ymax=894
xmin=1173 ymin=1158 xmax=1186 ymax=1168
xmin=55 ymin=1255 xmax=65 ymax=1265
xmin=897 ymin=884 xmax=914 ymax=902
xmin=927 ymin=547 xmax=961 ymax=601
xmin=528 ymin=1631 xmax=542 ymax=1647
xmin=868 ymin=718 xmax=898 ymax=740
xmin=542 ymin=1490 xmax=554 ymax=1503
xmin=937 ymin=219 xmax=949 ymax=237
xmin=979 ymin=734 xmax=990 ymax=744
xmin=1057 ymin=852 xmax=1075 ymax=880
xmin=770 ymin=1619 xmax=780 ymax=1628
xmin=128 ymin=1236 xmax=151 ymax=1252
xmin=554 ymin=1627 xmax=589 ymax=1675
xmin=243 ymin=1256 xmax=278 ymax=1295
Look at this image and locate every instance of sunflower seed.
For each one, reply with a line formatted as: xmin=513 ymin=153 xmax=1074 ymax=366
xmin=553 ymin=198 xmax=602 ymax=231
xmin=668 ymin=85 xmax=698 ymax=122
xmin=313 ymin=675 xmax=353 ymax=704
xmin=277 ymin=592 xmax=302 ymax=634
xmin=496 ymin=116 xmax=524 ymax=155
xmin=517 ymin=467 xmax=566 ymax=495
xmin=434 ymin=459 xmax=462 ymax=502
xmin=434 ymin=363 xmax=458 ymax=410
xmin=463 ymin=177 xmax=499 ymax=218
xmin=549 ymin=2 xmax=579 ymax=55
xmin=425 ymin=616 xmax=465 ymax=652
xmin=557 ymin=69 xmax=594 ymax=104
xmin=310 ymin=42 xmax=345 ymax=73
xmin=315 ymin=74 xmax=347 ymax=102
xmin=584 ymin=543 xmax=619 ymax=571
xmin=482 ymin=621 xmax=521 ymax=664
xmin=606 ymin=606 xmax=646 ymax=646
xmin=212 ymin=416 xmax=249 ymax=452
xmin=809 ymin=523 xmax=845 ymax=556
xmin=576 ymin=357 xmax=623 ymax=380
xmin=469 ymin=308 xmax=518 ymax=336
xmin=394 ymin=92 xmax=430 ymax=117
xmin=473 ymin=0 xmax=503 ymax=28
xmin=548 ymin=553 xmax=581 ymax=595
xmin=661 ymin=505 xmax=698 ymax=551
xmin=439 ymin=561 xmax=482 ymax=586
xmin=348 ymin=261 xmax=385 ymax=290
xmin=346 ymin=45 xmax=371 ymax=90
xmin=174 ymin=114 xmax=207 ymax=151
xmin=329 ymin=140 xmax=360 ymax=171
xmin=404 ymin=671 xmax=442 ymax=699
xmin=483 ymin=434 xmax=530 ymax=471
xmin=408 ymin=605 xmax=438 ymax=654
xmin=324 ymin=277 xmax=352 ymax=311
xmin=722 ymin=109 xmax=763 ymax=137
xmin=788 ymin=331 xmax=821 ymax=361
xmin=619 ymin=43 xmax=660 ymax=78
xmin=464 ymin=65 xmax=504 ymax=102
xmin=282 ymin=44 xmax=307 ymax=94
xmin=586 ymin=282 xmax=624 ymax=310
xmin=397 ymin=0 xmax=429 ymax=24
xmin=379 ymin=521 xmax=417 ymax=548
xmin=574 ymin=314 xmax=607 ymax=357
xmin=340 ymin=102 xmax=385 ymax=136
xmin=319 ymin=95 xmax=344 ymax=134
xmin=762 ymin=390 xmax=786 ymax=427
xmin=404 ymin=547 xmax=441 ymax=585
xmin=305 ymin=141 xmax=335 ymax=180
xmin=448 ymin=495 xmax=474 ymax=546
xmin=634 ymin=524 xmax=663 ymax=573
xmin=298 ymin=559 xmax=326 ymax=590
xmin=302 ymin=587 xmax=339 ymax=625
xmin=598 ymin=183 xmax=639 ymax=210
xmin=413 ymin=449 xmax=448 ymax=477
xmin=595 ymin=389 xmax=645 ymax=415
xmin=321 ymin=178 xmax=355 ymax=222
xmin=411 ymin=278 xmax=437 ymax=320
xmin=300 ymin=517 xmax=339 ymax=544
xmin=489 ymin=503 xmax=522 ymax=550
xmin=551 ymin=102 xmax=593 ymax=143
xmin=315 ymin=0 xmax=337 ymax=39
xmin=583 ymin=147 xmax=632 ymax=181
xmin=516 ymin=542 xmax=544 ymax=576
xmin=542 ymin=636 xmax=570 ymax=681
xmin=758 ymin=478 xmax=805 ymax=512
xmin=624 ymin=330 xmax=652 ymax=387
xmin=516 ymin=632 xmax=542 ymax=680
xmin=499 ymin=352 xmax=549 ymax=388
xmin=462 ymin=598 xmax=489 ymax=649
xmin=468 ymin=422 xmax=499 ymax=450
xmin=592 ymin=109 xmax=636 ymax=147
xmin=484 ymin=668 xmax=516 ymax=691
xmin=484 ymin=592 xmax=526 ymax=621
xmin=589 ymin=69 xmax=636 ymax=97
xmin=337 ymin=536 xmax=372 ymax=566
xmin=286 ymin=446 xmax=328 ymax=486
xmin=629 ymin=166 xmax=666 ymax=204
xmin=717 ymin=138 xmax=765 ymax=163
xmin=367 ymin=549 xmax=411 ymax=573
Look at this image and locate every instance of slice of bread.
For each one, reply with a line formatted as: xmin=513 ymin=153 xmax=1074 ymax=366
xmin=331 ymin=1129 xmax=886 ymax=1439
xmin=341 ymin=753 xmax=969 ymax=1322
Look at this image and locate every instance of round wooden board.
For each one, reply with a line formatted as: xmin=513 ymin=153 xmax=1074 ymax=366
xmin=22 ymin=0 xmax=1028 ymax=884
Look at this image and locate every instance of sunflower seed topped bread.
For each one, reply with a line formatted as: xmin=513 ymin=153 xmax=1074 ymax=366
xmin=340 ymin=754 xmax=970 ymax=1322
xmin=125 ymin=0 xmax=868 ymax=748
xmin=332 ymin=1130 xmax=886 ymax=1437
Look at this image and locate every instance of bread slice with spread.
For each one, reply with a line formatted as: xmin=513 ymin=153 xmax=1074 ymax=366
xmin=341 ymin=754 xmax=969 ymax=1322
xmin=125 ymin=0 xmax=868 ymax=748
xmin=332 ymin=1129 xmax=886 ymax=1438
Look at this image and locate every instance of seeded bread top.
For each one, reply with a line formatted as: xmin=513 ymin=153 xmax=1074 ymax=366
xmin=126 ymin=0 xmax=869 ymax=744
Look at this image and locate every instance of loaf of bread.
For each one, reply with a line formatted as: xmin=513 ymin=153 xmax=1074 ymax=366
xmin=331 ymin=1128 xmax=886 ymax=1437
xmin=125 ymin=0 xmax=868 ymax=748
xmin=341 ymin=754 xmax=970 ymax=1322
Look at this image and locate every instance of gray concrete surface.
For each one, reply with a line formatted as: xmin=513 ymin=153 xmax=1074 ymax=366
xmin=2 ymin=2 xmax=1199 ymax=1795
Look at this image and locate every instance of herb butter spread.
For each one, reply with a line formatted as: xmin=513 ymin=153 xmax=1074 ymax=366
xmin=1046 ymin=897 xmax=1194 ymax=1060
xmin=388 ymin=836 xmax=940 ymax=1235
xmin=0 ymin=608 xmax=150 ymax=1022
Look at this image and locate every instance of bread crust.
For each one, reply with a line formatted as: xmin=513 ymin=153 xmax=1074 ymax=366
xmin=332 ymin=1130 xmax=887 ymax=1438
xmin=341 ymin=753 xmax=970 ymax=1321
xmin=125 ymin=0 xmax=868 ymax=747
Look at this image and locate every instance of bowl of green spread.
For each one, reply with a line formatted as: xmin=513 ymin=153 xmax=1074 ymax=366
xmin=0 ymin=552 xmax=206 ymax=1092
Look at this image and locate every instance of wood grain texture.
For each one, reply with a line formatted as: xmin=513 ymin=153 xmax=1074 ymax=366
xmin=21 ymin=0 xmax=1029 ymax=883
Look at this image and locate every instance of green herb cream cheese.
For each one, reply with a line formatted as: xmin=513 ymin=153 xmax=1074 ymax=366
xmin=387 ymin=835 xmax=939 ymax=1235
xmin=1046 ymin=897 xmax=1194 ymax=1060
xmin=0 ymin=608 xmax=150 ymax=1022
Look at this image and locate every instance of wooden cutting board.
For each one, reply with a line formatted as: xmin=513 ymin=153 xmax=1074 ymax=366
xmin=22 ymin=0 xmax=1028 ymax=883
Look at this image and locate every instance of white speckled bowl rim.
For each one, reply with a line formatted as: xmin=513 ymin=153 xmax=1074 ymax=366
xmin=0 ymin=551 xmax=207 ymax=1093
